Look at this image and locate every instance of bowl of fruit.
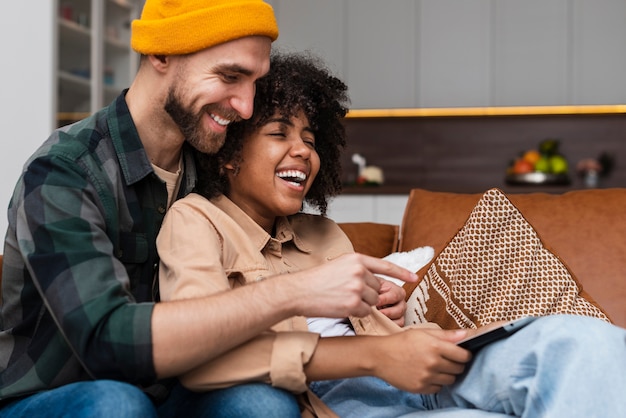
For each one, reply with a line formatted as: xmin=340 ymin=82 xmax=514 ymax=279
xmin=505 ymin=139 xmax=571 ymax=185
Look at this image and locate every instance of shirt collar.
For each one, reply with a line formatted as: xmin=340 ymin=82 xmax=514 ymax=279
xmin=212 ymin=195 xmax=312 ymax=253
xmin=107 ymin=90 xmax=197 ymax=193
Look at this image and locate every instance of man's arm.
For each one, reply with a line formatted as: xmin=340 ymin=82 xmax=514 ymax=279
xmin=152 ymin=253 xmax=418 ymax=378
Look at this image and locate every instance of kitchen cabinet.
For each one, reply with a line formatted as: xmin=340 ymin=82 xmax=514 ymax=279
xmin=492 ymin=0 xmax=569 ymax=106
xmin=269 ymin=0 xmax=626 ymax=109
xmin=323 ymin=195 xmax=409 ymax=225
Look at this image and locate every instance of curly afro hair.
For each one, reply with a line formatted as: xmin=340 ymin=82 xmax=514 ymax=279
xmin=194 ymin=50 xmax=350 ymax=215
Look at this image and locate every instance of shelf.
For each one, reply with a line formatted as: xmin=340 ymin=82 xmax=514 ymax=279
xmin=104 ymin=86 xmax=123 ymax=104
xmin=58 ymin=112 xmax=91 ymax=121
xmin=58 ymin=19 xmax=91 ymax=58
xmin=341 ymin=186 xmax=413 ymax=195
xmin=505 ymin=173 xmax=571 ymax=186
xmin=58 ymin=71 xmax=91 ymax=114
xmin=58 ymin=70 xmax=90 ymax=87
xmin=108 ymin=0 xmax=133 ymax=10
xmin=59 ymin=18 xmax=91 ymax=37
xmin=56 ymin=0 xmax=140 ymax=127
xmin=346 ymin=104 xmax=626 ymax=119
xmin=105 ymin=34 xmax=130 ymax=51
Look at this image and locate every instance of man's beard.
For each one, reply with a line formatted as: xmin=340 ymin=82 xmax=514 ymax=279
xmin=164 ymin=89 xmax=234 ymax=154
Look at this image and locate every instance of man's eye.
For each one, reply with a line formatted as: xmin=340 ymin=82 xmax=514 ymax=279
xmin=221 ymin=73 xmax=239 ymax=83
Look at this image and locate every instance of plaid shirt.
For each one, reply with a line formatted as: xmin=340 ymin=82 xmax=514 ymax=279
xmin=0 ymin=92 xmax=197 ymax=401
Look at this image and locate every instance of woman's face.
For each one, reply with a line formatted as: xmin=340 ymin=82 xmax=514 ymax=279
xmin=224 ymin=110 xmax=320 ymax=232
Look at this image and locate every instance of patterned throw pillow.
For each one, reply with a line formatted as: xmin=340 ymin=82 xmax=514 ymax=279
xmin=405 ymin=188 xmax=611 ymax=329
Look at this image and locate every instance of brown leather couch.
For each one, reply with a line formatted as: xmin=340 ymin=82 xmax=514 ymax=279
xmin=340 ymin=188 xmax=626 ymax=329
xmin=4 ymin=188 xmax=624 ymax=328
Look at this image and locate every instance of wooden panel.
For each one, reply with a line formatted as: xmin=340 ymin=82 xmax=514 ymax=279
xmin=342 ymin=114 xmax=626 ymax=194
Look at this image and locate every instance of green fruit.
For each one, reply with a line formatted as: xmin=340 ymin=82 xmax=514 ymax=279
xmin=538 ymin=139 xmax=560 ymax=156
xmin=549 ymin=155 xmax=569 ymax=174
xmin=534 ymin=156 xmax=551 ymax=173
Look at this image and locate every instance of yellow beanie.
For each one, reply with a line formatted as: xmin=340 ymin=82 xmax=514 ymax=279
xmin=131 ymin=0 xmax=279 ymax=55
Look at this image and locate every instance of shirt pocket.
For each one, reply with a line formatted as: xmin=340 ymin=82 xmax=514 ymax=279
xmin=116 ymin=231 xmax=149 ymax=264
xmin=111 ymin=232 xmax=151 ymax=298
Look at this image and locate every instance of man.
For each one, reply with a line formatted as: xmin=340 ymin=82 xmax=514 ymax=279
xmin=0 ymin=1 xmax=415 ymax=417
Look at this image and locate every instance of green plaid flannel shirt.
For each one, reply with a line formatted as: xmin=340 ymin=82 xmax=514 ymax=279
xmin=0 ymin=92 xmax=197 ymax=401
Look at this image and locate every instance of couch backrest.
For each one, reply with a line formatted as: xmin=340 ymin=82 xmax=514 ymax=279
xmin=338 ymin=222 xmax=399 ymax=258
xmin=399 ymin=188 xmax=626 ymax=328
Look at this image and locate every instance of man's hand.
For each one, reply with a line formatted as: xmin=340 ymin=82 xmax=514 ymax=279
xmin=376 ymin=278 xmax=408 ymax=327
xmin=288 ymin=253 xmax=418 ymax=320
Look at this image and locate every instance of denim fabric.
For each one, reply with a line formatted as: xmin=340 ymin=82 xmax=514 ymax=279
xmin=311 ymin=376 xmax=429 ymax=417
xmin=314 ymin=315 xmax=626 ymax=418
xmin=158 ymin=382 xmax=301 ymax=418
xmin=0 ymin=381 xmax=156 ymax=418
xmin=0 ymin=381 xmax=300 ymax=418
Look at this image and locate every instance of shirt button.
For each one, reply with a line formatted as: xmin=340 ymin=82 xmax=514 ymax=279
xmin=157 ymin=206 xmax=166 ymax=214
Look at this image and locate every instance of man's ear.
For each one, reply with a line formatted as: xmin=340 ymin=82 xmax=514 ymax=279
xmin=147 ymin=54 xmax=169 ymax=73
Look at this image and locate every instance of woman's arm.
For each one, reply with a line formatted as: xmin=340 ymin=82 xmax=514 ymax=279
xmin=304 ymin=328 xmax=472 ymax=394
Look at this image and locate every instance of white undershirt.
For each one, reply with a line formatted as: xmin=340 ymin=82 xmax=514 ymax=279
xmin=307 ymin=317 xmax=356 ymax=337
xmin=152 ymin=157 xmax=183 ymax=208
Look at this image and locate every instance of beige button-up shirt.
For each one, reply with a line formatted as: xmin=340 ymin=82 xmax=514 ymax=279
xmin=157 ymin=193 xmax=401 ymax=416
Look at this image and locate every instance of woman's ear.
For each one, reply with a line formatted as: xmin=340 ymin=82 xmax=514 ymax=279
xmin=220 ymin=162 xmax=237 ymax=177
xmin=223 ymin=162 xmax=241 ymax=176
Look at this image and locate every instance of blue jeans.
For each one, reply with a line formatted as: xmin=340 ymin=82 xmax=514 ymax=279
xmin=0 ymin=380 xmax=300 ymax=418
xmin=312 ymin=315 xmax=626 ymax=418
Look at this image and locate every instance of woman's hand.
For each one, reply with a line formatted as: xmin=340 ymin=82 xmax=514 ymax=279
xmin=376 ymin=278 xmax=408 ymax=326
xmin=371 ymin=328 xmax=472 ymax=393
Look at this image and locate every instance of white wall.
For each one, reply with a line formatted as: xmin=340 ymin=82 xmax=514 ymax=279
xmin=0 ymin=3 xmax=56 ymax=238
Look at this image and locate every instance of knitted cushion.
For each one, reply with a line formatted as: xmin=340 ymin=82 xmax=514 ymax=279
xmin=405 ymin=188 xmax=611 ymax=329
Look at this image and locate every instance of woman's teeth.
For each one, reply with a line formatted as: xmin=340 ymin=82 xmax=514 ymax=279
xmin=276 ymin=170 xmax=307 ymax=186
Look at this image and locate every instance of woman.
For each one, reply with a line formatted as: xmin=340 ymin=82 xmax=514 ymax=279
xmin=157 ymin=51 xmax=471 ymax=417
